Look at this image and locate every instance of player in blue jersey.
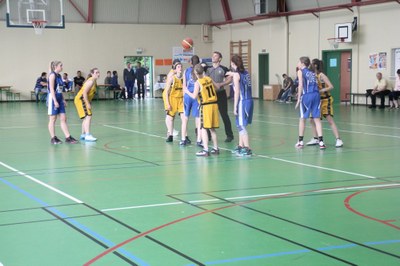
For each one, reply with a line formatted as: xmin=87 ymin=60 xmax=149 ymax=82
xmin=226 ymin=55 xmax=254 ymax=156
xmin=181 ymin=55 xmax=200 ymax=146
xmin=47 ymin=61 xmax=78 ymax=145
xmin=295 ymin=56 xmax=325 ymax=149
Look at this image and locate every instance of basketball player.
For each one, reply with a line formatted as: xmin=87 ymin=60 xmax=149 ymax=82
xmin=295 ymin=57 xmax=326 ymax=149
xmin=226 ymin=55 xmax=254 ymax=156
xmin=185 ymin=64 xmax=219 ymax=157
xmin=306 ymin=59 xmax=343 ymax=148
xmin=181 ymin=55 xmax=200 ymax=146
xmin=74 ymin=68 xmax=100 ymax=142
xmin=163 ymin=61 xmax=184 ymax=142
xmin=47 ymin=61 xmax=78 ymax=145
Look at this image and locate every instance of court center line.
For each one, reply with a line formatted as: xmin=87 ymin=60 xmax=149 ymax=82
xmin=102 ymin=124 xmax=378 ymax=179
xmin=101 ymin=183 xmax=399 ymax=212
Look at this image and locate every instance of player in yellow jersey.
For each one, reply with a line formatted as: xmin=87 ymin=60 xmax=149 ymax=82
xmin=306 ymin=59 xmax=343 ymax=148
xmin=74 ymin=68 xmax=100 ymax=142
xmin=163 ymin=61 xmax=185 ymax=142
xmin=185 ymin=64 xmax=219 ymax=156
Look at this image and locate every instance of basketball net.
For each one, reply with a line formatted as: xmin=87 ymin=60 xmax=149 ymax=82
xmin=32 ymin=20 xmax=47 ymax=35
xmin=327 ymin=38 xmax=344 ymax=49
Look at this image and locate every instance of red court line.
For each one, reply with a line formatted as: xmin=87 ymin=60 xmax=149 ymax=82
xmin=84 ymin=182 xmax=398 ymax=265
xmin=344 ymin=189 xmax=400 ymax=231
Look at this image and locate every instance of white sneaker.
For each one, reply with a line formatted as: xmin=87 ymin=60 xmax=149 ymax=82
xmin=84 ymin=134 xmax=97 ymax=142
xmin=173 ymin=129 xmax=179 ymax=136
xmin=295 ymin=141 xmax=304 ymax=148
xmin=306 ymin=138 xmax=319 ymax=146
xmin=335 ymin=138 xmax=343 ymax=148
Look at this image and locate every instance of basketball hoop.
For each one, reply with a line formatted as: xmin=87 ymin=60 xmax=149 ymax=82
xmin=327 ymin=37 xmax=345 ymax=49
xmin=31 ymin=20 xmax=47 ymax=35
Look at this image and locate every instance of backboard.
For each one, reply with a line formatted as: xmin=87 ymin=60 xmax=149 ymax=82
xmin=6 ymin=0 xmax=64 ymax=29
xmin=335 ymin=22 xmax=352 ymax=43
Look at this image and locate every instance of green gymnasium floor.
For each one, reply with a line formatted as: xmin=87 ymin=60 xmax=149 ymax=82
xmin=0 ymin=99 xmax=399 ymax=266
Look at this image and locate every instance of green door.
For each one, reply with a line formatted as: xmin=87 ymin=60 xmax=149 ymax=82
xmin=258 ymin=54 xmax=269 ymax=98
xmin=322 ymin=51 xmax=341 ymax=103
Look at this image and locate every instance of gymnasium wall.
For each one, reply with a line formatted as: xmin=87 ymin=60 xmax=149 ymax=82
xmin=212 ymin=2 xmax=400 ymax=98
xmin=0 ymin=23 xmax=211 ymax=100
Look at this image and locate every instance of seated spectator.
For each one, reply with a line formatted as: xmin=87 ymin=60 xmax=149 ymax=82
xmin=104 ymin=71 xmax=112 ymax=87
xmin=277 ymin=74 xmax=294 ymax=102
xmin=389 ymin=69 xmax=400 ymax=109
xmin=73 ymin=70 xmax=85 ymax=92
xmin=112 ymin=71 xmax=125 ymax=99
xmin=62 ymin=73 xmax=73 ymax=92
xmin=366 ymin=72 xmax=390 ymax=109
xmin=34 ymin=72 xmax=48 ymax=102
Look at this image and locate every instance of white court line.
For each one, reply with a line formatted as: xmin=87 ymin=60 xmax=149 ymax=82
xmin=0 ymin=161 xmax=83 ymax=204
xmin=101 ymin=183 xmax=400 ymax=212
xmin=103 ymin=124 xmax=164 ymax=139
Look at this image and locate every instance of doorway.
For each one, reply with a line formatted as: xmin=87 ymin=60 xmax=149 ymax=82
xmin=258 ymin=53 xmax=269 ymax=98
xmin=124 ymin=56 xmax=154 ymax=97
xmin=322 ymin=50 xmax=352 ymax=103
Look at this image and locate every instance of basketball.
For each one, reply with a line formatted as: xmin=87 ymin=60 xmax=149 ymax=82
xmin=182 ymin=37 xmax=193 ymax=49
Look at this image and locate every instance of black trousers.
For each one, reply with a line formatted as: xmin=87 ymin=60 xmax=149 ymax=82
xmin=366 ymin=89 xmax=390 ymax=107
xmin=137 ymin=80 xmax=145 ymax=98
xmin=216 ymin=89 xmax=234 ymax=139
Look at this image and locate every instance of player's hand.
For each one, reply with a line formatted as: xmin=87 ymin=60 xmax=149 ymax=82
xmin=295 ymin=100 xmax=300 ymax=109
xmin=234 ymin=107 xmax=238 ymax=116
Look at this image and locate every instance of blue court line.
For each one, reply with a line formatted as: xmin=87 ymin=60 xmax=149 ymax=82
xmin=0 ymin=177 xmax=149 ymax=266
xmin=185 ymin=239 xmax=400 ymax=265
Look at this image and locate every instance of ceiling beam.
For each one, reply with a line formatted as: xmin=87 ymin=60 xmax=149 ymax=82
xmin=220 ymin=0 xmax=232 ymax=21
xmin=68 ymin=0 xmax=94 ymax=23
xmin=180 ymin=0 xmax=188 ymax=25
xmin=208 ymin=0 xmax=397 ymax=27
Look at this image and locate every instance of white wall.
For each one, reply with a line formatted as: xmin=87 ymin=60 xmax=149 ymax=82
xmin=0 ymin=23 xmax=212 ymax=99
xmin=212 ymin=2 xmax=400 ymax=98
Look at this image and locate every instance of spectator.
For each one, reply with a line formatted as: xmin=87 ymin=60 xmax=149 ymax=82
xmin=123 ymin=62 xmax=136 ymax=99
xmin=277 ymin=74 xmax=294 ymax=102
xmin=389 ymin=69 xmax=400 ymax=109
xmin=135 ymin=62 xmax=149 ymax=99
xmin=34 ymin=72 xmax=48 ymax=103
xmin=73 ymin=71 xmax=85 ymax=92
xmin=104 ymin=71 xmax=112 ymax=85
xmin=366 ymin=72 xmax=390 ymax=109
xmin=62 ymin=73 xmax=73 ymax=92
xmin=111 ymin=71 xmax=125 ymax=99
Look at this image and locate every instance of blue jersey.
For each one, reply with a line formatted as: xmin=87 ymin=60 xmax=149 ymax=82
xmin=239 ymin=71 xmax=252 ymax=100
xmin=301 ymin=68 xmax=318 ymax=94
xmin=47 ymin=72 xmax=64 ymax=95
xmin=184 ymin=67 xmax=196 ymax=93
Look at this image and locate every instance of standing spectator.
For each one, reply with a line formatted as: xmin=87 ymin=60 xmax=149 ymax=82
xmin=389 ymin=69 xmax=400 ymax=109
xmin=294 ymin=56 xmax=325 ymax=149
xmin=123 ymin=62 xmax=136 ymax=99
xmin=135 ymin=62 xmax=149 ymax=99
xmin=73 ymin=70 xmax=85 ymax=92
xmin=226 ymin=55 xmax=254 ymax=156
xmin=205 ymin=51 xmax=234 ymax=142
xmin=34 ymin=72 xmax=48 ymax=103
xmin=366 ymin=72 xmax=390 ymax=109
xmin=47 ymin=61 xmax=78 ymax=145
xmin=74 ymin=68 xmax=100 ymax=142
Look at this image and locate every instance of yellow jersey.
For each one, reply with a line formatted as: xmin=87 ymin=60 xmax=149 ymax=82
xmin=197 ymin=76 xmax=217 ymax=105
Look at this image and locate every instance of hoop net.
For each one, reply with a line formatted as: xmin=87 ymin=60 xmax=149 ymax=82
xmin=327 ymin=37 xmax=345 ymax=49
xmin=31 ymin=20 xmax=47 ymax=35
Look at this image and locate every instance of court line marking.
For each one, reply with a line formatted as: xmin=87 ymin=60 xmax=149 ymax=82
xmin=0 ymin=161 xmax=83 ymax=204
xmin=102 ymin=124 xmax=378 ymax=179
xmin=100 ymin=183 xmax=400 ymax=212
xmin=86 ymin=183 xmax=400 ymax=265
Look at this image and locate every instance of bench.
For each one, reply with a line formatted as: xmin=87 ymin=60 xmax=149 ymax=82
xmin=345 ymin=92 xmax=368 ymax=106
xmin=31 ymin=90 xmax=47 ymax=102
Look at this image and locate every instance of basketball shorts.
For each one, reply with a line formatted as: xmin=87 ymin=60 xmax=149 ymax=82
xmin=200 ymin=103 xmax=219 ymax=129
xmin=184 ymin=94 xmax=199 ymax=118
xmin=47 ymin=93 xmax=66 ymax=116
xmin=299 ymin=92 xmax=321 ymax=119
xmin=166 ymin=96 xmax=183 ymax=117
xmin=236 ymin=99 xmax=254 ymax=127
xmin=320 ymin=96 xmax=334 ymax=117
xmin=74 ymin=95 xmax=92 ymax=119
